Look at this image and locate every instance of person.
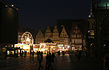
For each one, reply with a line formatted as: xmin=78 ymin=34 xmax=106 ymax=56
xmin=38 ymin=53 xmax=42 ymax=70
xmin=32 ymin=51 xmax=34 ymax=56
xmin=46 ymin=52 xmax=52 ymax=70
xmin=38 ymin=51 xmax=44 ymax=70
xmin=104 ymin=56 xmax=109 ymax=70
xmin=31 ymin=51 xmax=34 ymax=63
xmin=22 ymin=51 xmax=23 ymax=56
xmin=40 ymin=52 xmax=43 ymax=61
xmin=51 ymin=53 xmax=55 ymax=63
xmin=37 ymin=51 xmax=39 ymax=56
xmin=10 ymin=51 xmax=13 ymax=57
xmin=46 ymin=53 xmax=49 ymax=70
xmin=20 ymin=51 xmax=23 ymax=57
xmin=37 ymin=51 xmax=40 ymax=60
xmin=62 ymin=51 xmax=65 ymax=56
xmin=78 ymin=51 xmax=81 ymax=60
xmin=24 ymin=51 xmax=27 ymax=57
xmin=58 ymin=51 xmax=60 ymax=56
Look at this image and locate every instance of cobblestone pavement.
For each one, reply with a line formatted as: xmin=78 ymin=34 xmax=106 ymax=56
xmin=0 ymin=55 xmax=43 ymax=70
xmin=0 ymin=54 xmax=103 ymax=70
xmin=53 ymin=54 xmax=102 ymax=70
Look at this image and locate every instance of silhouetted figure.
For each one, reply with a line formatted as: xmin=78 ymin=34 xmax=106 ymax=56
xmin=37 ymin=51 xmax=40 ymax=60
xmin=37 ymin=51 xmax=39 ymax=55
xmin=78 ymin=51 xmax=81 ymax=60
xmin=30 ymin=51 xmax=34 ymax=63
xmin=40 ymin=52 xmax=43 ymax=61
xmin=46 ymin=53 xmax=52 ymax=70
xmin=58 ymin=51 xmax=60 ymax=56
xmin=105 ymin=56 xmax=109 ymax=70
xmin=21 ymin=51 xmax=23 ymax=56
xmin=24 ymin=51 xmax=27 ymax=57
xmin=10 ymin=51 xmax=13 ymax=57
xmin=46 ymin=53 xmax=49 ymax=70
xmin=76 ymin=51 xmax=81 ymax=60
xmin=38 ymin=52 xmax=43 ymax=70
xmin=51 ymin=53 xmax=55 ymax=63
xmin=20 ymin=51 xmax=23 ymax=56
xmin=62 ymin=51 xmax=65 ymax=56
xmin=38 ymin=55 xmax=41 ymax=70
xmin=32 ymin=51 xmax=34 ymax=56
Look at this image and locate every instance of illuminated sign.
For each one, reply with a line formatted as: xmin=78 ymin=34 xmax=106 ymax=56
xmin=57 ymin=44 xmax=63 ymax=47
xmin=14 ymin=44 xmax=30 ymax=49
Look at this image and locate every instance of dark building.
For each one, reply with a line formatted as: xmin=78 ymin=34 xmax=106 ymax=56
xmin=88 ymin=0 xmax=109 ymax=57
xmin=87 ymin=0 xmax=96 ymax=56
xmin=95 ymin=0 xmax=109 ymax=56
xmin=0 ymin=0 xmax=18 ymax=45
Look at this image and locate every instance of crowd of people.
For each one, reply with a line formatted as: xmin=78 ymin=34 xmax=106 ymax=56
xmin=36 ymin=51 xmax=55 ymax=70
xmin=45 ymin=52 xmax=55 ymax=70
xmin=28 ymin=50 xmax=96 ymax=70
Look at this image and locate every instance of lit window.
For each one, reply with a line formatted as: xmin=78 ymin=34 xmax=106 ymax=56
xmin=18 ymin=35 xmax=21 ymax=38
xmin=88 ymin=15 xmax=91 ymax=18
xmin=11 ymin=5 xmax=14 ymax=7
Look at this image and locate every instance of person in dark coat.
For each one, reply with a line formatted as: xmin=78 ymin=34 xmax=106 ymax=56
xmin=24 ymin=51 xmax=27 ymax=57
xmin=105 ymin=56 xmax=109 ymax=70
xmin=62 ymin=51 xmax=65 ymax=56
xmin=46 ymin=52 xmax=52 ymax=70
xmin=51 ymin=53 xmax=55 ymax=63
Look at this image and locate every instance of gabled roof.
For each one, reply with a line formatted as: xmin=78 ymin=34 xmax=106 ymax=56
xmin=53 ymin=26 xmax=59 ymax=33
xmin=45 ymin=26 xmax=52 ymax=33
xmin=60 ymin=26 xmax=68 ymax=37
xmin=36 ymin=29 xmax=44 ymax=38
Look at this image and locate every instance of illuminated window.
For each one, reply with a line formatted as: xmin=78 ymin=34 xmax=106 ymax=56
xmin=90 ymin=30 xmax=94 ymax=35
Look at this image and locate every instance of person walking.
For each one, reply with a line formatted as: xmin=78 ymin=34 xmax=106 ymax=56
xmin=76 ymin=51 xmax=81 ymax=60
xmin=45 ymin=52 xmax=52 ymax=70
xmin=104 ymin=56 xmax=109 ymax=70
xmin=24 ymin=51 xmax=27 ymax=58
xmin=45 ymin=53 xmax=49 ymax=70
xmin=38 ymin=52 xmax=43 ymax=70
xmin=51 ymin=53 xmax=55 ymax=63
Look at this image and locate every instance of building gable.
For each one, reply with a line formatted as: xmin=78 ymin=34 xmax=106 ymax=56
xmin=60 ymin=26 xmax=68 ymax=38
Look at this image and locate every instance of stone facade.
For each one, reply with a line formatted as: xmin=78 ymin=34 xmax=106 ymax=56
xmin=36 ymin=30 xmax=45 ymax=44
xmin=70 ymin=25 xmax=83 ymax=50
xmin=60 ymin=26 xmax=69 ymax=47
xmin=45 ymin=26 xmax=52 ymax=40
xmin=32 ymin=24 xmax=86 ymax=51
xmin=52 ymin=26 xmax=60 ymax=44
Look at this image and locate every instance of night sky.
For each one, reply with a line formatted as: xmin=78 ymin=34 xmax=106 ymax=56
xmin=6 ymin=0 xmax=91 ymax=31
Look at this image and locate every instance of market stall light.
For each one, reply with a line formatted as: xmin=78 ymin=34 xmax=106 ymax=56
xmin=5 ymin=5 xmax=8 ymax=7
xmin=7 ymin=51 xmax=9 ymax=55
xmin=67 ymin=45 xmax=70 ymax=48
xmin=23 ymin=44 xmax=30 ymax=49
xmin=41 ymin=49 xmax=45 ymax=51
xmin=63 ymin=47 xmax=64 ymax=49
xmin=40 ymin=43 xmax=46 ymax=48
